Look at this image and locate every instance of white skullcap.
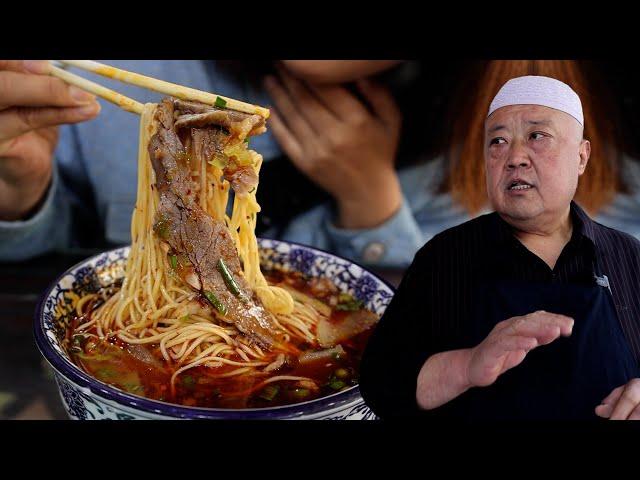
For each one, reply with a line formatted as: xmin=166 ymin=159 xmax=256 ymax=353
xmin=488 ymin=75 xmax=584 ymax=126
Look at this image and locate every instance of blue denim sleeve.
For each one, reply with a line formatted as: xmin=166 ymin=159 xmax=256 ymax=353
xmin=276 ymin=159 xmax=474 ymax=269
xmin=0 ymin=163 xmax=72 ymax=261
xmin=278 ymin=195 xmax=425 ymax=269
xmin=322 ymin=196 xmax=425 ymax=268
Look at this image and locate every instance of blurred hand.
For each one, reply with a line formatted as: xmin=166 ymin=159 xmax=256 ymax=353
xmin=264 ymin=66 xmax=402 ymax=229
xmin=596 ymin=378 xmax=640 ymax=420
xmin=0 ymin=60 xmax=100 ymax=221
xmin=466 ymin=310 xmax=574 ymax=387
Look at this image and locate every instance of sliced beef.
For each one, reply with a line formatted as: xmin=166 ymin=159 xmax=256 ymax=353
xmin=173 ymin=99 xmax=266 ymax=138
xmin=148 ymin=99 xmax=283 ymax=348
xmin=223 ymin=166 xmax=258 ymax=196
xmin=190 ymin=128 xmax=226 ymax=165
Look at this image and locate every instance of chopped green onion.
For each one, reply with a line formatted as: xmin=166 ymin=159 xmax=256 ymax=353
xmin=244 ymin=138 xmax=250 ymax=145
xmin=335 ymin=292 xmax=364 ymax=311
xmin=96 ymin=368 xmax=116 ymax=379
xmin=215 ymin=96 xmax=227 ymax=108
xmin=334 ymin=368 xmax=350 ymax=379
xmin=292 ymin=388 xmax=310 ymax=399
xmin=258 ymin=384 xmax=280 ymax=401
xmin=217 ymin=258 xmax=245 ymax=299
xmin=169 ymin=254 xmax=178 ymax=270
xmin=204 ymin=290 xmax=227 ymax=315
xmin=335 ymin=303 xmax=357 ymax=311
xmin=182 ymin=375 xmax=195 ymax=388
xmin=329 ymin=380 xmax=346 ymax=390
xmin=338 ymin=293 xmax=354 ymax=303
xmin=335 ymin=299 xmax=364 ymax=312
xmin=124 ymin=384 xmax=143 ymax=394
xmin=153 ymin=218 xmax=170 ymax=239
xmin=179 ymin=314 xmax=191 ymax=323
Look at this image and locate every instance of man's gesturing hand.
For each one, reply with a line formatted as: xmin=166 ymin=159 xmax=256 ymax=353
xmin=466 ymin=310 xmax=574 ymax=388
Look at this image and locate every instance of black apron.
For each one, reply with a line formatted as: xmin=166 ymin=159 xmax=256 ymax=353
xmin=463 ymin=257 xmax=640 ymax=420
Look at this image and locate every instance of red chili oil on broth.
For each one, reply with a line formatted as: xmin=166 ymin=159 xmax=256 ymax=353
xmin=66 ymin=269 xmax=378 ymax=409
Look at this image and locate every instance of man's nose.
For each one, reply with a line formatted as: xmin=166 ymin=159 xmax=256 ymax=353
xmin=506 ymin=142 xmax=531 ymax=169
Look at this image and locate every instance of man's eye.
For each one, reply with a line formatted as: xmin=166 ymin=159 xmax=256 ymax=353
xmin=490 ymin=137 xmax=506 ymax=145
xmin=530 ymin=132 xmax=546 ymax=140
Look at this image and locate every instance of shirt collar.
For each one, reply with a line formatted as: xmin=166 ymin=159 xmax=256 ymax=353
xmin=570 ymin=201 xmax=598 ymax=246
xmin=488 ymin=201 xmax=599 ymax=255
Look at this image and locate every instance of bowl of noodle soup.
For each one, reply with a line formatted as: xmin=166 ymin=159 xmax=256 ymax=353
xmin=35 ymin=98 xmax=394 ymax=419
xmin=35 ymin=239 xmax=394 ymax=419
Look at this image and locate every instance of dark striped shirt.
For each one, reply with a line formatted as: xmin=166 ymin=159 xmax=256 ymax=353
xmin=359 ymin=201 xmax=640 ymax=419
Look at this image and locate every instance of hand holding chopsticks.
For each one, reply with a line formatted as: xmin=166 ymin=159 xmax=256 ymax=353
xmin=0 ymin=60 xmax=101 ymax=221
xmin=46 ymin=60 xmax=270 ymax=118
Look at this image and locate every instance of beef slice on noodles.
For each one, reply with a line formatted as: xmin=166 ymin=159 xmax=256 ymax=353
xmin=148 ymin=98 xmax=284 ymax=348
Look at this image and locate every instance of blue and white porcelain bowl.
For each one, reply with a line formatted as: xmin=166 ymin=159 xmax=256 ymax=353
xmin=34 ymin=239 xmax=395 ymax=420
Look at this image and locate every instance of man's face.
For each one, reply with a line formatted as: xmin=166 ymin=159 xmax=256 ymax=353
xmin=484 ymin=104 xmax=590 ymax=226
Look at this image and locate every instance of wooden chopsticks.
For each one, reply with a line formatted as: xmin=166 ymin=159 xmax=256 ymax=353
xmin=48 ymin=60 xmax=269 ymax=118
xmin=48 ymin=64 xmax=145 ymax=114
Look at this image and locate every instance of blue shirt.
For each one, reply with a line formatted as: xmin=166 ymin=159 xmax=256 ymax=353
xmin=1 ymin=60 xmax=640 ymax=268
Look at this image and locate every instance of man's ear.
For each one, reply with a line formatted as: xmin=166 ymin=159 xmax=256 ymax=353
xmin=578 ymin=139 xmax=591 ymax=175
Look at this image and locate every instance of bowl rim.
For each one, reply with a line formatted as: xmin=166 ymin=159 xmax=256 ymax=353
xmin=34 ymin=238 xmax=395 ymax=419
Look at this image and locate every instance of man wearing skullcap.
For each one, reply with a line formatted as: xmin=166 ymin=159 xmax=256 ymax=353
xmin=359 ymin=75 xmax=640 ymax=420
